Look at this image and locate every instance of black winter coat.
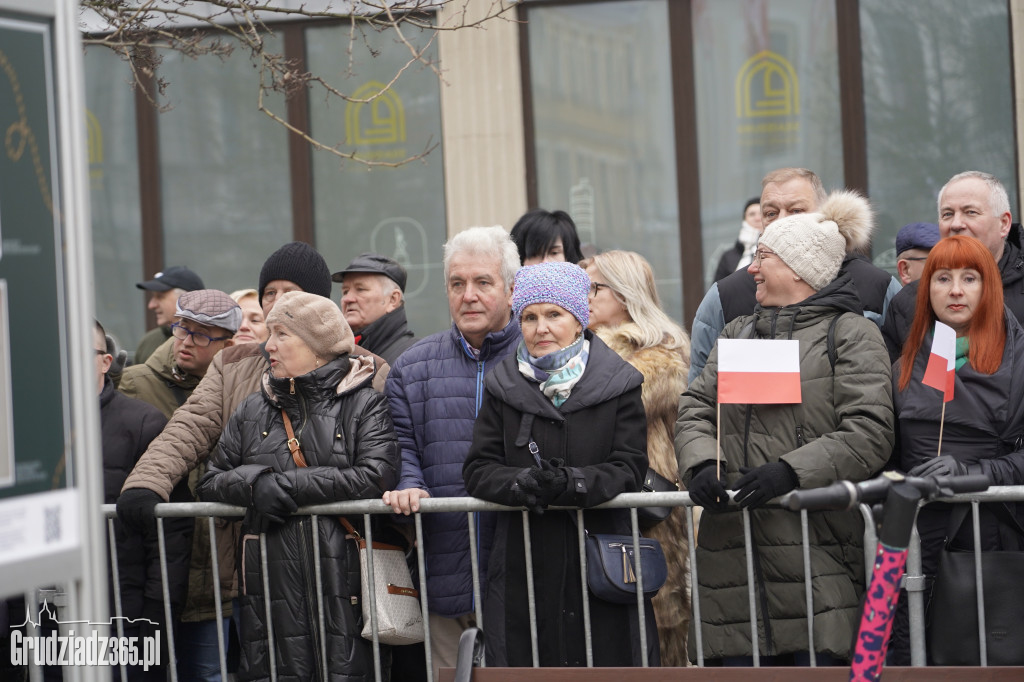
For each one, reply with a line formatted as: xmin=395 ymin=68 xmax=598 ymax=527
xmin=197 ymin=355 xmax=400 ymax=682
xmin=889 ymin=309 xmax=1024 ymax=663
xmin=883 ymin=224 xmax=1024 ymax=362
xmin=355 ymin=305 xmax=416 ymax=366
xmin=463 ymin=332 xmax=658 ymax=667
xmin=100 ymin=377 xmax=193 ymax=619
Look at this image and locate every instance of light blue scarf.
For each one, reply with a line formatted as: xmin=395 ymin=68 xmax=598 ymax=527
xmin=516 ymin=335 xmax=589 ymax=407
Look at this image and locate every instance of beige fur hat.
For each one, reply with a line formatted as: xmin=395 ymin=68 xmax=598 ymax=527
xmin=758 ymin=189 xmax=874 ymax=291
xmin=265 ymin=291 xmax=354 ymax=360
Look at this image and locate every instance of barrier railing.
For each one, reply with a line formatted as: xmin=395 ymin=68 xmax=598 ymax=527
xmin=14 ymin=487 xmax=1023 ymax=679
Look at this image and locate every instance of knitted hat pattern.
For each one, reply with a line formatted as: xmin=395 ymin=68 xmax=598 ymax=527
xmin=512 ymin=261 xmax=591 ymax=328
xmin=265 ymin=291 xmax=354 ymax=361
xmin=175 ymin=289 xmax=242 ymax=333
xmin=758 ymin=189 xmax=874 ymax=291
xmin=258 ymin=242 xmax=333 ymax=305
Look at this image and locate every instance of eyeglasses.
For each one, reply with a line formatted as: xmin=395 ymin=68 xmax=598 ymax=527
xmin=589 ymin=282 xmax=616 ymax=297
xmin=753 ymin=249 xmax=776 ymax=265
xmin=171 ymin=322 xmax=231 ymax=348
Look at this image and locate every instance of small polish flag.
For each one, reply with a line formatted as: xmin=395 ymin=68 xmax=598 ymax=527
xmin=922 ymin=321 xmax=956 ymax=402
xmin=718 ymin=339 xmax=802 ymax=404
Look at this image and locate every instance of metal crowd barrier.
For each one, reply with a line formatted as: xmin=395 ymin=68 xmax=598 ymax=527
xmin=76 ymin=486 xmax=1024 ymax=679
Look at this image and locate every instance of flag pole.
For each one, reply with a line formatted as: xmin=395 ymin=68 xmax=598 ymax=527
xmin=937 ymin=401 xmax=946 ymax=458
xmin=716 ymin=401 xmax=721 ymax=478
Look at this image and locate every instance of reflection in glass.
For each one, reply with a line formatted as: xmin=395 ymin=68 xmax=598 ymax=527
xmin=84 ymin=46 xmax=145 ymax=349
xmin=307 ymin=23 xmax=448 ymax=337
xmin=528 ymin=0 xmax=684 ymax=323
xmin=860 ymin=0 xmax=1016 ymax=275
xmin=692 ymin=0 xmax=841 ymax=290
xmin=158 ymin=36 xmax=292 ymax=297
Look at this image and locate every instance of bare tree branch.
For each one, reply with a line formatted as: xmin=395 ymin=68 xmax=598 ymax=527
xmin=81 ymin=0 xmax=516 ymax=166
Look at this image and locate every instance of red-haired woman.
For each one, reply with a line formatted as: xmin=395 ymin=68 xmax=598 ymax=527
xmin=889 ymin=235 xmax=1024 ymax=663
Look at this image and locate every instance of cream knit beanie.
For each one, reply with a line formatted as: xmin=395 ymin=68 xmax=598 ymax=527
xmin=758 ymin=189 xmax=874 ymax=291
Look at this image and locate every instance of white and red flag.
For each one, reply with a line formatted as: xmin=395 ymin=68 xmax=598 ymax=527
xmin=922 ymin=321 xmax=956 ymax=402
xmin=717 ymin=339 xmax=802 ymax=404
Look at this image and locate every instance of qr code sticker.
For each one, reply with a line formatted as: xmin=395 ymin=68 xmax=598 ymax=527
xmin=44 ymin=505 xmax=61 ymax=543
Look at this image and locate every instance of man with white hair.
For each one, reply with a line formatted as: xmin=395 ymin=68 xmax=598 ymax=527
xmin=333 ymin=252 xmax=417 ymax=365
xmin=382 ymin=226 xmax=521 ymax=672
xmin=882 ymin=170 xmax=1024 ymax=360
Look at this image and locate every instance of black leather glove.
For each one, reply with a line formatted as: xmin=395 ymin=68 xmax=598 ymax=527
xmin=116 ymin=488 xmax=162 ymax=533
xmin=687 ymin=462 xmax=730 ymax=512
xmin=907 ymin=455 xmax=966 ymax=479
xmin=250 ymin=474 xmax=297 ymax=528
xmin=732 ymin=461 xmax=799 ymax=509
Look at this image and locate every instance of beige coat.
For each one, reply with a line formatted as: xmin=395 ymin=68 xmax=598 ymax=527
xmin=598 ymin=323 xmax=692 ymax=667
xmin=122 ymin=342 xmax=388 ymax=621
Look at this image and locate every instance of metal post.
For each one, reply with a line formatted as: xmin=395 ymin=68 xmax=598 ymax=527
xmin=743 ymin=509 xmax=759 ymax=666
xmin=521 ymin=510 xmax=540 ymax=667
xmin=207 ymin=515 xmax=228 ymax=680
xmin=800 ymin=510 xmax=816 ymax=665
xmin=311 ymin=516 xmax=328 ymax=681
xmin=972 ymin=501 xmax=987 ymax=666
xmin=577 ymin=509 xmax=594 ymax=667
xmin=364 ymin=514 xmax=383 ymax=682
xmin=907 ymin=523 xmax=926 ymax=665
xmin=260 ymin=532 xmax=278 ymax=681
xmin=630 ymin=507 xmax=649 ymax=667
xmin=156 ymin=516 xmax=178 ymax=682
xmin=415 ymin=512 xmax=433 ymax=682
xmin=686 ymin=504 xmax=703 ymax=667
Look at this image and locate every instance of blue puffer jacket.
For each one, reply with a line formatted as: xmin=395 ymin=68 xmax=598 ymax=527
xmin=385 ymin=320 xmax=521 ymax=617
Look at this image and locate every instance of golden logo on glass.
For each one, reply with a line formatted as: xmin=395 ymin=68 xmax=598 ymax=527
xmin=87 ymin=109 xmax=104 ymax=190
xmin=345 ymin=81 xmax=407 ymax=148
xmin=734 ymin=50 xmax=800 ymax=147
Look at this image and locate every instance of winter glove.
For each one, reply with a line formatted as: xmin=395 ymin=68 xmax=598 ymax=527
xmin=687 ymin=462 xmax=731 ymax=512
xmin=732 ymin=461 xmax=799 ymax=509
xmin=250 ymin=473 xmax=297 ymax=529
xmin=512 ymin=460 xmax=568 ymax=514
xmin=907 ymin=455 xmax=966 ymax=479
xmin=116 ymin=488 xmax=162 ymax=534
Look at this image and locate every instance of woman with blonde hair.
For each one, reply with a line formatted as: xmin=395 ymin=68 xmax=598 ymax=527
xmin=581 ymin=249 xmax=691 ymax=666
xmin=229 ymin=288 xmax=268 ymax=344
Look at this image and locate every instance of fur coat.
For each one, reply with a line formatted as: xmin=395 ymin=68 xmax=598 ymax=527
xmin=598 ymin=323 xmax=692 ymax=667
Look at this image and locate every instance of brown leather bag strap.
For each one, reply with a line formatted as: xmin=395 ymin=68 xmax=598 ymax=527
xmin=281 ymin=409 xmax=308 ymax=468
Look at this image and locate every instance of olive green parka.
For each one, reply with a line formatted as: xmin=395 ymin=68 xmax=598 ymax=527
xmin=675 ymin=273 xmax=893 ymax=661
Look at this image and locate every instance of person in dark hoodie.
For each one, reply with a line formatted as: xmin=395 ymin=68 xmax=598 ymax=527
xmin=463 ymin=261 xmax=657 ymax=668
xmin=676 ymin=190 xmax=893 ymax=665
xmin=97 ymin=320 xmax=190 ymax=681
xmin=882 ymin=171 xmax=1024 ymax=361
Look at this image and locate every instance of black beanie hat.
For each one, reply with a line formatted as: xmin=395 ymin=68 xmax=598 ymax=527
xmin=258 ymin=242 xmax=332 ymax=305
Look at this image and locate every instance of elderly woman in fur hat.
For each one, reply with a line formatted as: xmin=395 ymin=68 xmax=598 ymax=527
xmin=675 ymin=191 xmax=894 ymax=665
xmin=198 ymin=291 xmax=400 ymax=681
xmin=463 ymin=261 xmax=658 ymax=668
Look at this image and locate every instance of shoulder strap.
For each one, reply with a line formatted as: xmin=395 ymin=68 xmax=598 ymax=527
xmin=281 ymin=409 xmax=308 ymax=468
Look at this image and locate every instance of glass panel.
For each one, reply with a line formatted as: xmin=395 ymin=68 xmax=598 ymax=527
xmin=692 ymin=0 xmax=841 ymax=289
xmin=306 ymin=22 xmax=448 ymax=337
xmin=157 ymin=36 xmax=292 ymax=296
xmin=84 ymin=46 xmax=145 ymax=350
xmin=860 ymin=0 xmax=1017 ymax=275
xmin=527 ymin=0 xmax=683 ymax=322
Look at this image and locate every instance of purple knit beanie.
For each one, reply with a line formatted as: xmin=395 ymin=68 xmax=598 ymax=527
xmin=511 ymin=261 xmax=590 ymax=328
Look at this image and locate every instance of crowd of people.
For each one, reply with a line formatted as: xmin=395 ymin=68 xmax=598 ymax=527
xmin=65 ymin=167 xmax=1024 ymax=679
